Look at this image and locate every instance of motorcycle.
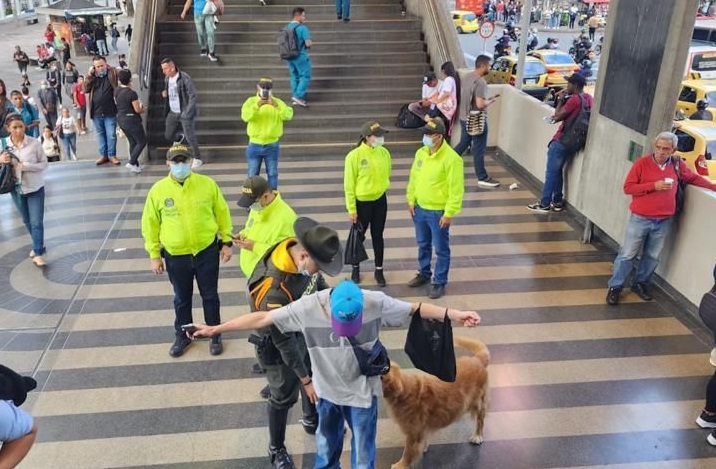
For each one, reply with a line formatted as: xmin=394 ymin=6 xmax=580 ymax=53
xmin=594 ymin=36 xmax=604 ymax=55
xmin=494 ymin=43 xmax=512 ymax=59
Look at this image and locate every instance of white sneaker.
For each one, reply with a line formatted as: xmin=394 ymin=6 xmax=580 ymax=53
xmin=710 ymin=348 xmax=716 ymax=367
xmin=191 ymin=159 xmax=203 ymax=170
xmin=291 ymin=97 xmax=308 ymax=107
xmin=477 ymin=177 xmax=500 ymax=188
xmin=29 ymin=250 xmax=35 ymax=258
xmin=125 ymin=163 xmax=134 ymax=170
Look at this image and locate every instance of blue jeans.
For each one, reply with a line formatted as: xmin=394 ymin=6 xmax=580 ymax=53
xmin=11 ymin=187 xmax=45 ymax=256
xmin=335 ymin=0 xmax=351 ymax=18
xmin=453 ymin=120 xmax=489 ymax=181
xmin=315 ymin=397 xmax=378 ymax=469
xmin=539 ymin=140 xmax=574 ymax=207
xmin=92 ymin=115 xmax=117 ymax=157
xmin=96 ymin=39 xmax=109 ymax=55
xmin=287 ymin=54 xmax=312 ymax=99
xmin=413 ymin=206 xmax=451 ymax=285
xmin=61 ymin=133 xmax=77 ymax=160
xmin=193 ymin=14 xmax=216 ymax=53
xmin=246 ymin=142 xmax=280 ymax=189
xmin=607 ymin=214 xmax=674 ymax=288
xmin=111 ymin=37 xmax=118 ymax=52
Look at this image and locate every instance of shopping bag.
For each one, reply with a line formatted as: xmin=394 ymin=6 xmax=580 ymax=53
xmin=699 ymin=286 xmax=716 ymax=333
xmin=344 ymin=222 xmax=368 ymax=265
xmin=404 ymin=305 xmax=457 ymax=382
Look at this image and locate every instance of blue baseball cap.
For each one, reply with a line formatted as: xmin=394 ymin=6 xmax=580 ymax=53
xmin=330 ymin=280 xmax=364 ymax=337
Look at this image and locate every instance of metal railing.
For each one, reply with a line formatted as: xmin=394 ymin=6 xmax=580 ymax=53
xmin=138 ymin=0 xmax=161 ymax=91
xmin=406 ymin=0 xmax=467 ymax=70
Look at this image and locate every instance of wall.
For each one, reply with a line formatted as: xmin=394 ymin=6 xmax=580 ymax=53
xmin=406 ymin=0 xmax=466 ymax=71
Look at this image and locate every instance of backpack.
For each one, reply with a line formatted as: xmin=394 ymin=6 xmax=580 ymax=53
xmin=278 ymin=24 xmax=300 ymax=60
xmin=559 ymin=93 xmax=591 ymax=153
xmin=395 ymin=103 xmax=425 ymax=129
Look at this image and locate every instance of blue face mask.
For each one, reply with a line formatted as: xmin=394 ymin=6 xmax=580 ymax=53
xmin=96 ymin=68 xmax=108 ymax=78
xmin=422 ymin=135 xmax=435 ymax=148
xmin=170 ymin=162 xmax=191 ymax=180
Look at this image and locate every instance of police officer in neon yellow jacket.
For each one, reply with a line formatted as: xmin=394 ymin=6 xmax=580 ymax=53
xmin=406 ymin=119 xmax=464 ymax=300
xmin=141 ymin=144 xmax=234 ymax=358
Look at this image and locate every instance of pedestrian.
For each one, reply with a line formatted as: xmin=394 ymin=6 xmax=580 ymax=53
xmin=85 ymin=55 xmax=120 ymax=166
xmin=44 ymin=24 xmax=55 ymax=47
xmin=587 ymin=14 xmax=599 ymax=42
xmin=453 ymin=54 xmax=501 ymax=188
xmin=407 ymin=71 xmax=441 ymax=123
xmin=94 ymin=24 xmax=109 ymax=56
xmin=161 ymin=58 xmax=203 ymax=169
xmin=527 ymin=73 xmax=593 ymax=213
xmin=695 ymin=263 xmax=716 ymax=443
xmin=406 ymin=119 xmax=465 ymax=300
xmin=0 ymin=80 xmax=16 ymax=139
xmin=569 ymin=5 xmax=578 ymax=29
xmin=180 ymin=0 xmax=218 ymax=61
xmin=46 ymin=62 xmax=63 ymax=105
xmin=344 ymin=121 xmax=391 ymax=287
xmin=13 ymin=46 xmax=30 ymax=81
xmin=691 ymin=100 xmax=713 ymax=121
xmin=605 ymin=132 xmax=716 ymax=306
xmin=240 ymin=78 xmax=293 ymax=189
xmin=114 ymin=69 xmax=146 ymax=173
xmin=36 ymin=80 xmax=59 ymax=128
xmin=55 ymin=107 xmax=78 ymax=161
xmin=1 ymin=113 xmax=48 ymax=266
xmin=140 ymin=143 xmax=234 ymax=358
xmin=39 ymin=125 xmax=61 ymax=163
xmin=9 ymin=91 xmax=40 ymax=138
xmin=62 ymin=61 xmax=79 ymax=100
xmin=284 ymin=7 xmax=313 ymax=107
xmin=189 ymin=280 xmax=481 ymax=469
xmin=109 ymin=23 xmax=120 ymax=53
xmin=0 ymin=364 xmax=39 ymax=469
xmin=336 ymin=0 xmax=350 ymax=22
xmin=72 ymin=75 xmax=88 ymax=134
xmin=59 ymin=37 xmax=71 ymax=67
xmin=433 ymin=61 xmax=460 ymax=135
xmin=118 ymin=54 xmax=128 ymax=70
xmin=125 ymin=25 xmax=133 ymax=44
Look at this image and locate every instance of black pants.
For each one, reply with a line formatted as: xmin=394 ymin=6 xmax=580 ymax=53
xmin=589 ymin=27 xmax=596 ymax=41
xmin=118 ymin=114 xmax=147 ymax=166
xmin=163 ymin=242 xmax=221 ymax=335
xmin=165 ymin=111 xmax=201 ymax=160
xmin=707 ymin=370 xmax=716 ymax=411
xmin=355 ymin=193 xmax=387 ymax=268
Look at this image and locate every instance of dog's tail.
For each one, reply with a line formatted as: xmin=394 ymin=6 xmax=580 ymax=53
xmin=454 ymin=336 xmax=490 ymax=367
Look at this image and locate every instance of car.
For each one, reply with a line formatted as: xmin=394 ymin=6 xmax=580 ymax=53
xmin=451 ymin=10 xmax=479 ymax=34
xmin=527 ymin=50 xmax=580 ymax=88
xmin=676 ymin=79 xmax=716 ymax=119
xmin=672 ymin=120 xmax=716 ymax=181
xmin=485 ymin=55 xmax=550 ymax=100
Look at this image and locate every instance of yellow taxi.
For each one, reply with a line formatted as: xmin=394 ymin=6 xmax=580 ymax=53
xmin=486 ymin=55 xmax=549 ymax=100
xmin=451 ymin=10 xmax=479 ymax=34
xmin=672 ymin=120 xmax=716 ymax=181
xmin=676 ymin=79 xmax=716 ymax=119
xmin=527 ymin=50 xmax=580 ymax=88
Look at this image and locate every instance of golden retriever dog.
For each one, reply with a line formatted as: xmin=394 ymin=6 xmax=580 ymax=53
xmin=381 ymin=336 xmax=489 ymax=469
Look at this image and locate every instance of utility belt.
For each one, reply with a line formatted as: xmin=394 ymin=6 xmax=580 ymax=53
xmin=249 ymin=333 xmax=284 ymax=366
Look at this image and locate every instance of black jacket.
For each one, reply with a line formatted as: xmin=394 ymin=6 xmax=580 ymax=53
xmin=163 ymin=70 xmax=198 ymax=119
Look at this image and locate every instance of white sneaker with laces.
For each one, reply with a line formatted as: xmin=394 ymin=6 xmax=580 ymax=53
xmin=191 ymin=159 xmax=203 ymax=170
xmin=710 ymin=348 xmax=716 ymax=367
xmin=477 ymin=178 xmax=500 ymax=188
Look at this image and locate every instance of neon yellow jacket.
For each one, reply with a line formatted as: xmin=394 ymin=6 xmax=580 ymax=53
xmin=241 ymin=95 xmax=294 ymax=145
xmin=238 ymin=191 xmax=298 ymax=277
xmin=406 ymin=140 xmax=464 ymax=217
xmin=344 ymin=142 xmax=392 ymax=214
xmin=141 ymin=173 xmax=233 ymax=258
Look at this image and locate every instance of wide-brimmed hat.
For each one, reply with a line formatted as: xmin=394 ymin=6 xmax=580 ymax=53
xmin=294 ymin=217 xmax=343 ymax=276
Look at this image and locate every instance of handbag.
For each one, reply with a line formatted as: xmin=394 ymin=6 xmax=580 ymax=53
xmin=404 ymin=305 xmax=457 ymax=382
xmin=465 ymin=80 xmax=486 ymax=136
xmin=698 ymin=285 xmax=716 ymax=334
xmin=344 ymin=222 xmax=368 ymax=265
xmin=672 ymin=157 xmax=686 ymax=215
xmin=0 ymin=138 xmax=18 ymax=195
xmin=347 ymin=336 xmax=390 ymax=377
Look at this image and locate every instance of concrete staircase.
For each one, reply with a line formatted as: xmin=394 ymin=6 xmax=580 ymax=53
xmin=147 ymin=0 xmax=431 ymax=159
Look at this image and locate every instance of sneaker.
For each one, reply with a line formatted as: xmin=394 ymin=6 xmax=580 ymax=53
xmin=129 ymin=164 xmax=142 ymax=174
xmin=32 ymin=255 xmax=46 ymax=267
xmin=169 ymin=335 xmax=192 ymax=358
xmin=606 ymin=287 xmax=621 ymax=306
xmin=79 ymin=130 xmax=87 ymax=135
xmin=299 ymin=416 xmax=318 ymax=435
xmin=291 ymin=97 xmax=308 ymax=107
xmin=711 ymin=348 xmax=716 ymax=367
xmin=260 ymin=384 xmax=271 ymax=399
xmin=337 ymin=14 xmax=342 ymax=20
xmin=209 ymin=334 xmax=223 ymax=356
xmin=709 ymin=429 xmax=716 ymax=446
xmin=407 ymin=273 xmax=430 ymax=288
xmin=374 ymin=269 xmax=386 ymax=287
xmin=343 ymin=18 xmax=350 ymax=22
xmin=200 ymin=49 xmax=208 ymax=57
xmin=696 ymin=410 xmax=716 ymax=428
xmin=208 ymin=52 xmax=218 ymax=62
xmin=252 ymin=362 xmax=266 ymax=374
xmin=259 ymin=0 xmax=266 ymax=5
xmin=428 ymin=283 xmax=446 ymax=299
xmin=191 ymin=158 xmax=203 ymax=170
xmin=630 ymin=282 xmax=653 ymax=301
xmin=527 ymin=202 xmax=551 ymax=213
xmin=173 ymin=134 xmax=186 ymax=145
xmin=551 ymin=202 xmax=565 ymax=212
xmin=268 ymin=446 xmax=296 ymax=469
xmin=477 ymin=177 xmax=500 ymax=188
xmin=95 ymin=156 xmax=109 ymax=165
xmin=29 ymin=249 xmax=35 ymax=258
xmin=351 ymin=265 xmax=360 ymax=283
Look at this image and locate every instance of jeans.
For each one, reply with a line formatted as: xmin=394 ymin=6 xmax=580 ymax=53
xmin=165 ymin=112 xmax=201 ymax=160
xmin=111 ymin=37 xmax=118 ymax=52
xmin=539 ymin=140 xmax=574 ymax=207
xmin=96 ymin=39 xmax=109 ymax=55
xmin=453 ymin=120 xmax=489 ymax=181
xmin=607 ymin=214 xmax=674 ymax=288
xmin=193 ymin=14 xmax=216 ymax=53
xmin=92 ymin=115 xmax=117 ymax=157
xmin=287 ymin=54 xmax=312 ymax=99
xmin=315 ymin=397 xmax=378 ymax=469
xmin=11 ymin=187 xmax=45 ymax=256
xmin=413 ymin=205 xmax=451 ymax=285
xmin=118 ymin=115 xmax=147 ymax=166
xmin=246 ymin=142 xmax=280 ymax=189
xmin=61 ymin=133 xmax=77 ymax=160
xmin=163 ymin=242 xmax=221 ymax=335
xmin=335 ymin=0 xmax=351 ymax=18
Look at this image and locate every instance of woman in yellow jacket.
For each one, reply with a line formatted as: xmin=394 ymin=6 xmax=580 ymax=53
xmin=343 ymin=121 xmax=391 ymax=287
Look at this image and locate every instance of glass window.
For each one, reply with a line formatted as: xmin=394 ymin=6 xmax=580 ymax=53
xmin=706 ymin=91 xmax=716 ymax=102
xmin=463 ymin=14 xmax=477 ymax=21
xmin=524 ymin=61 xmax=547 ymax=76
xmin=706 ymin=140 xmax=716 ymax=160
xmin=542 ymin=54 xmax=576 ymax=65
xmin=675 ymin=130 xmax=696 ymax=152
xmin=679 ymin=86 xmax=697 ymax=102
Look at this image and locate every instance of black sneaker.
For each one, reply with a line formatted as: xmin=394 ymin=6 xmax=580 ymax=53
xmin=407 ymin=273 xmax=430 ymax=288
xmin=268 ymin=446 xmax=296 ymax=469
xmin=199 ymin=49 xmax=208 ymax=57
xmin=169 ymin=335 xmax=192 ymax=358
xmin=351 ymin=265 xmax=360 ymax=284
xmin=209 ymin=334 xmax=223 ymax=355
xmin=606 ymin=287 xmax=621 ymax=306
xmin=477 ymin=177 xmax=500 ymax=188
xmin=374 ymin=269 xmax=386 ymax=287
xmin=260 ymin=384 xmax=271 ymax=399
xmin=630 ymin=282 xmax=653 ymax=301
xmin=709 ymin=429 xmax=716 ymax=446
xmin=337 ymin=14 xmax=342 ymax=20
xmin=551 ymin=202 xmax=565 ymax=212
xmin=428 ymin=283 xmax=445 ymax=299
xmin=343 ymin=18 xmax=350 ymax=22
xmin=299 ymin=415 xmax=318 ymax=435
xmin=252 ymin=362 xmax=266 ymax=374
xmin=527 ymin=202 xmax=551 ymax=213
xmin=697 ymin=410 xmax=716 ymax=428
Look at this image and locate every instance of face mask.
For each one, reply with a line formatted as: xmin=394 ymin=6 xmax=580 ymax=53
xmin=96 ymin=68 xmax=108 ymax=78
xmin=297 ymin=259 xmax=311 ymax=276
xmin=249 ymin=202 xmax=263 ymax=212
xmin=422 ymin=135 xmax=435 ymax=148
xmin=370 ymin=136 xmax=385 ymax=148
xmin=170 ymin=162 xmax=191 ymax=179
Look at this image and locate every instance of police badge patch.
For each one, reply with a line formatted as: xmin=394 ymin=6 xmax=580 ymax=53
xmin=165 ymin=198 xmax=174 ymax=207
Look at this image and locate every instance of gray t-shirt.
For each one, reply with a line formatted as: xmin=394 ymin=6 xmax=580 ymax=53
xmin=459 ymin=73 xmax=488 ymax=121
xmin=270 ymin=289 xmax=412 ymax=408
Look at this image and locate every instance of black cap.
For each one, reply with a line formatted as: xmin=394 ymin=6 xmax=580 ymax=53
xmin=422 ymin=118 xmax=446 ymax=135
xmin=166 ymin=143 xmax=192 ymax=161
xmin=566 ymin=73 xmax=587 ymax=87
xmin=237 ymin=175 xmax=270 ymax=208
xmin=360 ymin=121 xmax=388 ymax=137
xmin=423 ymin=71 xmax=437 ymax=84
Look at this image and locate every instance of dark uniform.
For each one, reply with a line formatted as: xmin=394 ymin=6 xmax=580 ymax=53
xmin=691 ymin=109 xmax=714 ymax=121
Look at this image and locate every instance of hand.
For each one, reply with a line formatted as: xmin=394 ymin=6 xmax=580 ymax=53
xmin=0 ymin=152 xmax=11 ymax=164
xmin=258 ymin=99 xmax=271 ymax=106
xmin=161 ymin=90 xmax=168 ymax=98
xmin=150 ymin=258 xmax=164 ymax=274
xmin=180 ymin=12 xmax=186 ymax=20
xmin=234 ymin=237 xmax=254 ymax=251
xmin=302 ymin=381 xmax=318 ymax=404
xmin=439 ymin=216 xmax=451 ymax=229
xmin=654 ymin=180 xmax=673 ymax=191
xmin=349 ymin=213 xmax=358 ymax=224
xmin=408 ymin=204 xmax=415 ymax=217
xmin=189 ymin=323 xmax=216 ymax=339
xmin=88 ymin=66 xmax=95 ymax=75
xmin=220 ymin=245 xmax=233 ymax=263
xmin=449 ymin=310 xmax=482 ymax=327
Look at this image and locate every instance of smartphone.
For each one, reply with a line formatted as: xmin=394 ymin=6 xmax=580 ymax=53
xmin=491 ymin=94 xmax=501 ymax=99
xmin=180 ymin=323 xmax=197 ymax=334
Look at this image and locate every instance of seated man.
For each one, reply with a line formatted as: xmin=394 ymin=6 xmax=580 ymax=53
xmin=407 ymin=71 xmax=441 ymax=122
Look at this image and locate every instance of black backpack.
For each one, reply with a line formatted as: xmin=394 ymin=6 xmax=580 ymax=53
xmin=278 ymin=24 xmax=300 ymax=60
xmin=559 ymin=93 xmax=591 ymax=153
xmin=395 ymin=103 xmax=425 ymax=129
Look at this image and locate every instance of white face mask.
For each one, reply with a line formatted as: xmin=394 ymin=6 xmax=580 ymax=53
xmin=370 ymin=136 xmax=385 ymax=148
xmin=422 ymin=135 xmax=435 ymax=148
xmin=249 ymin=202 xmax=263 ymax=212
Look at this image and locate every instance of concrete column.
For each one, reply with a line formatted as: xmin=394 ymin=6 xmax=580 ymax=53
xmin=0 ymin=0 xmax=6 ymax=20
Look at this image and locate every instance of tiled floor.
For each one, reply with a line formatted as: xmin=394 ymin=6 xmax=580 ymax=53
xmin=1 ymin=152 xmax=715 ymax=468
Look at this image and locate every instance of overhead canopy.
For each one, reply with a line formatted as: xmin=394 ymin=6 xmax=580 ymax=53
xmin=36 ymin=0 xmax=122 ymax=18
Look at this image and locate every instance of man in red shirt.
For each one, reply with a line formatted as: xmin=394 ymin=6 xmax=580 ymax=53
xmin=606 ymin=132 xmax=716 ymax=305
xmin=528 ymin=73 xmax=592 ymax=213
xmin=72 ymin=76 xmax=87 ymax=134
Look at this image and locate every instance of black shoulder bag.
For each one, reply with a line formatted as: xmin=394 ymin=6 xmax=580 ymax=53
xmin=0 ymin=138 xmax=18 ymax=195
xmin=348 ymin=336 xmax=390 ymax=377
xmin=671 ymin=157 xmax=686 ymax=216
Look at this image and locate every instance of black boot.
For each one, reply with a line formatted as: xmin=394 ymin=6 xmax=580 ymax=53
xmin=267 ymin=405 xmax=295 ymax=469
xmin=351 ymin=264 xmax=360 ymax=283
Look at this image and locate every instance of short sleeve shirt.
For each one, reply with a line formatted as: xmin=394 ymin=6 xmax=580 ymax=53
xmin=72 ymin=83 xmax=86 ymax=107
xmin=459 ymin=73 xmax=488 ymax=121
xmin=553 ymin=93 xmax=593 ymax=141
xmin=114 ymin=86 xmax=138 ymax=116
xmin=289 ymin=21 xmax=312 ymax=55
xmin=194 ymin=0 xmax=208 ymax=14
xmin=0 ymin=400 xmax=33 ymax=442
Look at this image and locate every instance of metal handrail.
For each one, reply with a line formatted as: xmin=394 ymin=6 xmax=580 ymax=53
xmin=139 ymin=0 xmax=160 ymax=91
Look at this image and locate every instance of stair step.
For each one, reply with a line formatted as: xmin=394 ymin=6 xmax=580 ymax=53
xmin=147 ymin=100 xmax=412 ymax=116
xmin=157 ymin=18 xmax=421 ymax=32
xmin=151 ymin=75 xmax=424 ymax=90
xmin=150 ymin=51 xmax=429 ymax=67
xmin=157 ymin=63 xmax=429 ymax=79
xmin=166 ymin=5 xmax=405 ymax=18
xmin=157 ymin=30 xmax=422 ymax=42
xmin=157 ymin=40 xmax=425 ymax=55
xmin=166 ymin=0 xmax=400 ymax=5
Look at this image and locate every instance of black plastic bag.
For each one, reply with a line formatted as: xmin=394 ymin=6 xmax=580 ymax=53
xmin=396 ymin=103 xmax=425 ymax=129
xmin=404 ymin=306 xmax=456 ymax=382
xmin=344 ymin=222 xmax=368 ymax=265
xmin=699 ymin=286 xmax=716 ymax=333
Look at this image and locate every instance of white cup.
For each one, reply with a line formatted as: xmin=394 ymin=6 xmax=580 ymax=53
xmin=664 ymin=178 xmax=674 ymax=185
